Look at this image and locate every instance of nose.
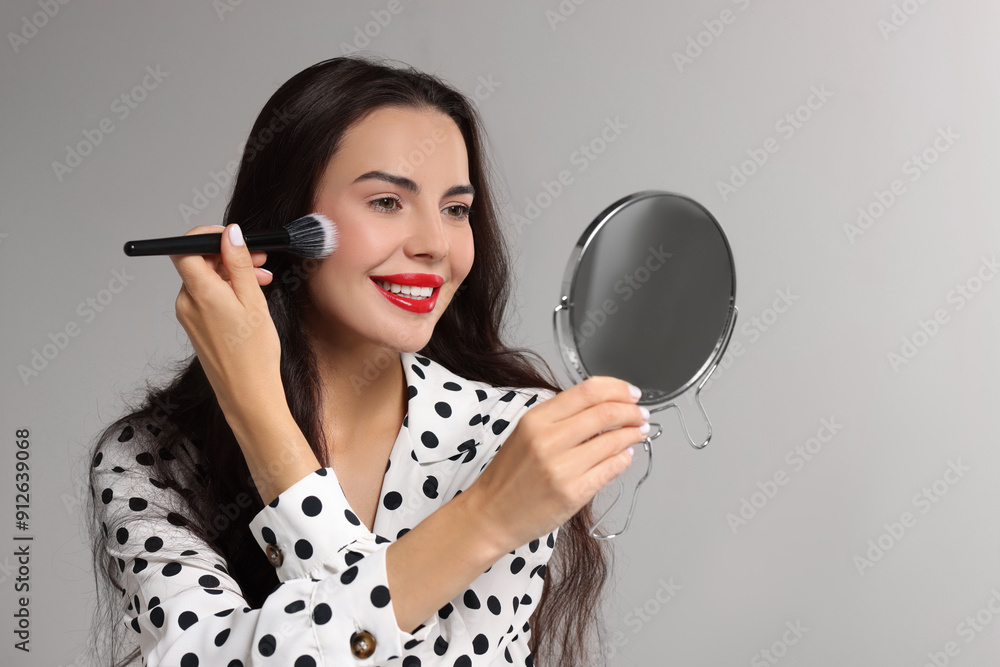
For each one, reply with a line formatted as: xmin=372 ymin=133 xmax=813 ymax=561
xmin=404 ymin=201 xmax=449 ymax=260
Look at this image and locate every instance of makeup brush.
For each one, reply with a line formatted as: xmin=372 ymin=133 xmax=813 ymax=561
xmin=123 ymin=213 xmax=338 ymax=259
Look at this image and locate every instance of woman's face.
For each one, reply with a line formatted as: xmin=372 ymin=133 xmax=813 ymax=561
xmin=304 ymin=105 xmax=475 ymax=355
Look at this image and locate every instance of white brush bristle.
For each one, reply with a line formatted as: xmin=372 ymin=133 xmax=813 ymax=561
xmin=285 ymin=213 xmax=338 ymax=259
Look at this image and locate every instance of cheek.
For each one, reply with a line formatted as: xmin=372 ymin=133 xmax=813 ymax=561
xmin=342 ymin=221 xmax=394 ymax=262
xmin=326 ymin=224 xmax=388 ymax=278
xmin=457 ymin=230 xmax=475 ymax=278
xmin=306 ymin=254 xmax=359 ymax=305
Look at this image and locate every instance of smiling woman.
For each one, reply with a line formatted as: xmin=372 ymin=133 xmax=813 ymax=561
xmin=85 ymin=55 xmax=638 ymax=667
xmin=302 ymin=104 xmax=475 ymax=352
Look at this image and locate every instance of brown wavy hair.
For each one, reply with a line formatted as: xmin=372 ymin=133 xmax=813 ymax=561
xmin=85 ymin=54 xmax=613 ymax=666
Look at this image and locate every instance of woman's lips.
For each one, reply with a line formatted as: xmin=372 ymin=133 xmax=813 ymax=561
xmin=369 ymin=273 xmax=444 ymax=288
xmin=370 ymin=278 xmax=440 ymax=314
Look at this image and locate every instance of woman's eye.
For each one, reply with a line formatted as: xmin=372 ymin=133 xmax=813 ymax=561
xmin=370 ymin=196 xmax=400 ymax=213
xmin=369 ymin=197 xmax=469 ymax=220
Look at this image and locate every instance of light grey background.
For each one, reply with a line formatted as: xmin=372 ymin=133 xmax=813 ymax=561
xmin=3 ymin=1 xmax=998 ymax=665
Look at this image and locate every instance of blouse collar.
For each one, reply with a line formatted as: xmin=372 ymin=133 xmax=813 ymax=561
xmin=399 ymin=350 xmax=489 ymax=464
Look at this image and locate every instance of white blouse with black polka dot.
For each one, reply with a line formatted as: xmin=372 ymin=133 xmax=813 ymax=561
xmin=93 ymin=350 xmax=558 ymax=666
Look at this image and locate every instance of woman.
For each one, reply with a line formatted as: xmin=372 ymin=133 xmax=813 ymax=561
xmin=87 ymin=55 xmax=649 ymax=666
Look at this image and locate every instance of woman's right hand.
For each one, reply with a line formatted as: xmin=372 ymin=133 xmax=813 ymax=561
xmin=169 ymin=224 xmax=322 ymax=504
xmin=169 ymin=224 xmax=283 ymax=424
xmin=466 ymin=376 xmax=649 ymax=552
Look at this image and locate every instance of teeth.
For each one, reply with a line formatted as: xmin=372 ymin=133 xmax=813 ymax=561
xmin=377 ymin=280 xmax=434 ymax=299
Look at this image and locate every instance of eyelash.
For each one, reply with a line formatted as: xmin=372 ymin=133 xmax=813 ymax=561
xmin=368 ymin=195 xmax=472 ymax=221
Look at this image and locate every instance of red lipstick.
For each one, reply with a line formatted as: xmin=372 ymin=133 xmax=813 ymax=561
xmin=370 ymin=274 xmax=443 ymax=314
xmin=370 ymin=273 xmax=444 ymax=288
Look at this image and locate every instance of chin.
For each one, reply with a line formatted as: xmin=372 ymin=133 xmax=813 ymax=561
xmin=378 ymin=327 xmax=434 ymax=355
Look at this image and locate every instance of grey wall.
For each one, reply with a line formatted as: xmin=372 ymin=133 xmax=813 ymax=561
xmin=3 ymin=1 xmax=998 ymax=665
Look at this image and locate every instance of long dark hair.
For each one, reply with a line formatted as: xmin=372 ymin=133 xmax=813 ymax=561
xmin=86 ymin=55 xmax=612 ymax=666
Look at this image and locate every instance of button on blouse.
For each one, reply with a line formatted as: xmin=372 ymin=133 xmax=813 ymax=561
xmin=93 ymin=351 xmax=558 ymax=666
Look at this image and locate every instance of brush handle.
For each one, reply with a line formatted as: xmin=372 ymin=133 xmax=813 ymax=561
xmin=123 ymin=228 xmax=292 ymax=256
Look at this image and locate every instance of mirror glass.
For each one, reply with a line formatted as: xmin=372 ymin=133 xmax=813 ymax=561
xmin=566 ymin=192 xmax=736 ymax=402
xmin=552 ymin=190 xmax=738 ymax=538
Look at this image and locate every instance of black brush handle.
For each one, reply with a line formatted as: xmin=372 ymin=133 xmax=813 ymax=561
xmin=124 ymin=228 xmax=291 ymax=256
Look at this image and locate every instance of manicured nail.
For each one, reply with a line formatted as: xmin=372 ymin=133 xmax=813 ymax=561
xmin=628 ymin=384 xmax=641 ymax=399
xmin=639 ymin=422 xmax=650 ymax=434
xmin=640 ymin=406 xmax=650 ymax=420
xmin=229 ymin=223 xmax=244 ymax=247
xmin=259 ymin=268 xmax=272 ymax=276
xmin=627 ymin=446 xmax=635 ymax=457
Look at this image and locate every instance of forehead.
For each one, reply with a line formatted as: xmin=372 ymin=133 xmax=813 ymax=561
xmin=332 ymin=106 xmax=469 ymax=179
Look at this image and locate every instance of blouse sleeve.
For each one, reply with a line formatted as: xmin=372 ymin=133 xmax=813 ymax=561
xmin=93 ymin=423 xmax=423 ymax=666
xmin=244 ymin=387 xmax=561 ymax=666
xmin=94 ymin=386 xmax=560 ymax=666
xmin=249 ymin=470 xmax=557 ymax=666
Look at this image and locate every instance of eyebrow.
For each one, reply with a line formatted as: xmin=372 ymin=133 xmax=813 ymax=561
xmin=352 ymin=170 xmax=475 ymax=198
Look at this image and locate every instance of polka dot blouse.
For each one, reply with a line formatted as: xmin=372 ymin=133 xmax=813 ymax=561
xmin=93 ymin=351 xmax=559 ymax=666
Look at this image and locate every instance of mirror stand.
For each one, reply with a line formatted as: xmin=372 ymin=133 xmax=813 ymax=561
xmin=586 ymin=305 xmax=739 ymax=539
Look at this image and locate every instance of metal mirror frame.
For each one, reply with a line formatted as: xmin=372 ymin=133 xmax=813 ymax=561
xmin=552 ymin=190 xmax=738 ymax=539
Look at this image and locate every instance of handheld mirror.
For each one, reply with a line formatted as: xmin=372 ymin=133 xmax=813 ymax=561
xmin=552 ymin=190 xmax=738 ymax=540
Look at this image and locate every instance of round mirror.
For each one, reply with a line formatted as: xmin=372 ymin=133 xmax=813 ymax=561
xmin=552 ymin=190 xmax=738 ymax=538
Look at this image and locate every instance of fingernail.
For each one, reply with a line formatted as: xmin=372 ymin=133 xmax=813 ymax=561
xmin=639 ymin=422 xmax=650 ymax=434
xmin=627 ymin=446 xmax=635 ymax=458
xmin=640 ymin=406 xmax=650 ymax=420
xmin=628 ymin=384 xmax=641 ymax=399
xmin=211 ymin=225 xmax=226 ymax=229
xmin=229 ymin=223 xmax=244 ymax=247
xmin=259 ymin=268 xmax=272 ymax=276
